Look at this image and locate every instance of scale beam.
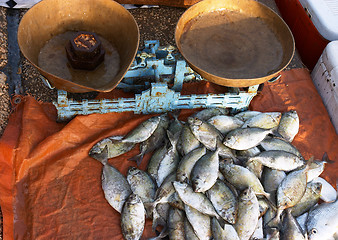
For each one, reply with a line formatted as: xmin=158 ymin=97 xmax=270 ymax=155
xmin=53 ymin=40 xmax=260 ymax=121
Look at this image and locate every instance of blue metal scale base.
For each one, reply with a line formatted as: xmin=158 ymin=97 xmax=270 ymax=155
xmin=54 ymin=40 xmax=260 ymax=121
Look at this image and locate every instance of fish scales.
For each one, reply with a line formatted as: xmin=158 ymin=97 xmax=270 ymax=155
xmin=122 ymin=115 xmax=161 ymax=143
xmin=277 ymin=110 xmax=299 ymax=142
xmin=219 ymin=160 xmax=270 ymax=198
xmin=191 ymin=149 xmax=220 ymax=192
xmin=249 ymin=150 xmax=304 ymax=171
xmin=173 ymin=181 xmax=220 ymax=219
xmin=168 ymin=207 xmax=185 ymax=240
xmin=241 ymin=112 xmax=282 ymax=129
xmin=234 ymin=187 xmax=260 ymax=240
xmin=176 ymin=146 xmax=207 ymax=183
xmin=206 ymin=179 xmax=238 ymax=224
xmin=121 ymin=193 xmax=145 ymax=240
xmin=89 ymin=136 xmax=135 ymax=162
xmin=185 ymin=205 xmax=212 ymax=240
xmin=179 ymin=124 xmax=201 ymax=156
xmin=188 ymin=116 xmax=223 ymax=151
xmin=129 ymin=114 xmax=170 ymax=165
xmin=211 ymin=217 xmax=240 ymax=240
xmin=306 ymin=191 xmax=338 ymax=240
xmin=223 ymin=127 xmax=272 ymax=150
xmin=101 ymin=163 xmax=132 ymax=214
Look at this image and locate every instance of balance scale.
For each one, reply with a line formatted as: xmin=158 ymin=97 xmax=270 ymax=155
xmin=51 ymin=40 xmax=267 ymax=121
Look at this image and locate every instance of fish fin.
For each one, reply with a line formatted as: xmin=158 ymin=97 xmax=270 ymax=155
xmin=166 ymin=130 xmax=180 ymax=148
xmin=304 ymin=156 xmax=315 ymax=173
xmin=95 ymin=146 xmax=109 ymax=165
xmin=128 ymin=152 xmax=145 ymax=166
xmin=168 ymin=110 xmax=181 ymax=119
xmin=144 ymin=201 xmax=162 ymax=232
xmin=322 ymin=152 xmax=335 ymax=164
xmin=148 ymin=226 xmax=168 ymax=240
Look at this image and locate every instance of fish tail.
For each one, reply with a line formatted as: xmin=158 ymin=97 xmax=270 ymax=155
xmin=99 ymin=146 xmax=109 ymax=165
xmin=265 ymin=208 xmax=282 ymax=228
xmin=128 ymin=152 xmax=145 ymax=166
xmin=166 ymin=130 xmax=180 ymax=148
xmin=322 ymin=152 xmax=335 ymax=164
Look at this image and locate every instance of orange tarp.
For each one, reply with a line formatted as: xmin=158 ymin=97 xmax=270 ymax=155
xmin=0 ymin=68 xmax=337 ymax=239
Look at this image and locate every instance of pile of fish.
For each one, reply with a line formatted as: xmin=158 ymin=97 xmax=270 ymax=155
xmin=89 ymin=108 xmax=338 ymax=240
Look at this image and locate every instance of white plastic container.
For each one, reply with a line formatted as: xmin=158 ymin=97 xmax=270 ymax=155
xmin=311 ymin=41 xmax=338 ymax=133
xmin=299 ymin=0 xmax=338 ymax=41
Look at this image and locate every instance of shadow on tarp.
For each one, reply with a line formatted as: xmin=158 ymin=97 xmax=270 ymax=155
xmin=0 ymin=68 xmax=337 ymax=239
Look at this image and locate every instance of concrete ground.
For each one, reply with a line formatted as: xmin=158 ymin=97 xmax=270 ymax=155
xmin=0 ymin=1 xmax=304 ymax=239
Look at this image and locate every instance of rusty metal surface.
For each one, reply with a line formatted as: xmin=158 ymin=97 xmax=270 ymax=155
xmin=17 ymin=0 xmax=139 ymax=93
xmin=175 ymin=0 xmax=295 ymax=87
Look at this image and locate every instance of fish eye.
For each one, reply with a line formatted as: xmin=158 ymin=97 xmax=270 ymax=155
xmin=310 ymin=228 xmax=318 ymax=235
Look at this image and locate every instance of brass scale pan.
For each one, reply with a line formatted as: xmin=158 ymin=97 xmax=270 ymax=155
xmin=18 ymin=0 xmax=294 ymax=92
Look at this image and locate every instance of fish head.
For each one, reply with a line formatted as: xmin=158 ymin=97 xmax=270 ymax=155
xmin=127 ymin=166 xmax=139 ymax=176
xmin=240 ymin=187 xmax=255 ymax=201
xmin=188 ymin=117 xmax=202 ymax=126
xmin=224 ymin=135 xmax=237 ymax=147
xmin=310 ymin=182 xmax=323 ymax=195
xmin=308 ymin=228 xmax=321 ymax=240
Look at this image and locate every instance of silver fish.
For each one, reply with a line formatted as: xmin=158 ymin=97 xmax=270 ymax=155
xmin=168 ymin=192 xmax=185 ymax=210
xmin=262 ymin=168 xmax=286 ymax=194
xmin=223 ymin=127 xmax=272 ymax=150
xmin=127 ymin=167 xmax=157 ymax=216
xmin=219 ymin=160 xmax=270 ymax=199
xmin=168 ymin=207 xmax=185 ymax=240
xmin=188 ymin=116 xmax=223 ymax=151
xmin=307 ymin=153 xmax=332 ymax=182
xmin=234 ymin=110 xmax=262 ymax=122
xmin=234 ymin=187 xmax=260 ymax=240
xmin=217 ymin=138 xmax=237 ymax=159
xmin=129 ymin=114 xmax=169 ymax=165
xmin=245 ymin=158 xmax=264 ymax=180
xmin=184 ymin=217 xmax=200 ymax=240
xmin=173 ymin=181 xmax=220 ymax=219
xmin=248 ymin=150 xmax=305 ymax=172
xmin=280 ymin=209 xmax=306 ymax=240
xmin=148 ymin=173 xmax=176 ymax=230
xmin=179 ymin=124 xmax=201 ymax=156
xmin=185 ymin=204 xmax=212 ymax=240
xmin=265 ymin=227 xmax=280 ymax=240
xmin=277 ymin=110 xmax=299 ymax=142
xmin=311 ymin=177 xmax=337 ymax=202
xmin=191 ymin=149 xmax=220 ymax=192
xmin=259 ymin=136 xmax=304 ymax=159
xmin=271 ymin=163 xmax=311 ymax=226
xmin=211 ymin=217 xmax=240 ymax=240
xmin=291 ymin=181 xmax=322 ymax=217
xmin=296 ymin=211 xmax=308 ymax=235
xmin=121 ymin=115 xmax=161 ymax=143
xmin=121 ymin=193 xmax=146 ymax=240
xmin=306 ymin=190 xmax=338 ymax=240
xmin=206 ymin=179 xmax=238 ymax=224
xmin=192 ymin=107 xmax=229 ymax=121
xmin=251 ymin=217 xmax=264 ymax=240
xmin=101 ymin=163 xmax=132 ymax=213
xmin=176 ymin=146 xmax=207 ymax=183
xmin=89 ymin=136 xmax=135 ymax=163
xmin=241 ymin=112 xmax=282 ymax=129
xmin=237 ymin=146 xmax=261 ymax=159
xmin=156 ymin=131 xmax=180 ymax=187
xmin=147 ymin=144 xmax=168 ymax=182
xmin=208 ymin=115 xmax=244 ymax=134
